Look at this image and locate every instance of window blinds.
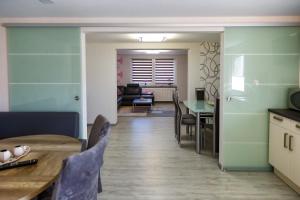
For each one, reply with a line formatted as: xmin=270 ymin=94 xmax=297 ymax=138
xmin=154 ymin=58 xmax=175 ymax=84
xmin=131 ymin=58 xmax=175 ymax=85
xmin=131 ymin=59 xmax=153 ymax=83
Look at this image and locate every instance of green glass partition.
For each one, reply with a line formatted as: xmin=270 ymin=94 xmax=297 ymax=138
xmin=7 ymin=27 xmax=83 ymax=137
xmin=222 ymin=27 xmax=300 ymax=170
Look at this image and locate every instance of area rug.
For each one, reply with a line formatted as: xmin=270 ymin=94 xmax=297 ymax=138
xmin=118 ymin=104 xmax=175 ymax=117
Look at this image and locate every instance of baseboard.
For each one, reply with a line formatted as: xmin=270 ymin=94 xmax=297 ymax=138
xmin=222 ymin=166 xmax=272 ymax=172
xmin=274 ymin=168 xmax=300 ymax=194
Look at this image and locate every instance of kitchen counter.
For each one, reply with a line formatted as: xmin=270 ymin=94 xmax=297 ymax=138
xmin=268 ymin=108 xmax=300 ymax=122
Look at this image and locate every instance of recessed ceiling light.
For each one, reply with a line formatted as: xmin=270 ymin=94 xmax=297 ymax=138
xmin=39 ymin=0 xmax=54 ymax=4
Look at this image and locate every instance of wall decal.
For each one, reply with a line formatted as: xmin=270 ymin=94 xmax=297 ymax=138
xmin=199 ymin=41 xmax=220 ymax=101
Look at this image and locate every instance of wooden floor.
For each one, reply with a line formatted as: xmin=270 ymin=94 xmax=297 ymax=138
xmin=98 ymin=117 xmax=299 ymax=200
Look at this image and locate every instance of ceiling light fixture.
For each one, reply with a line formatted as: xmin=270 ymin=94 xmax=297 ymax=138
xmin=132 ymin=34 xmax=173 ymax=43
xmin=134 ymin=50 xmax=171 ymax=54
xmin=138 ymin=36 xmax=166 ymax=42
xmin=39 ymin=0 xmax=54 ymax=4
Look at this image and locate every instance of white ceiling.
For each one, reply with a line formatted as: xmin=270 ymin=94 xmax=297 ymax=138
xmin=0 ymin=0 xmax=299 ymax=18
xmin=86 ymin=32 xmax=220 ymax=43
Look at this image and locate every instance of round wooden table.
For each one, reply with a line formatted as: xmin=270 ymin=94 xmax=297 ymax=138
xmin=0 ymin=135 xmax=81 ymax=200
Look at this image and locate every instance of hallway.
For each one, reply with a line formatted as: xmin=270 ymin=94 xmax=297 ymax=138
xmin=99 ymin=117 xmax=299 ymax=199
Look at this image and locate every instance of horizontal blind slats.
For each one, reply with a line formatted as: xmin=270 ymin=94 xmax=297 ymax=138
xmin=131 ymin=58 xmax=175 ymax=84
xmin=155 ymin=58 xmax=175 ymax=85
xmin=131 ymin=59 xmax=153 ymax=83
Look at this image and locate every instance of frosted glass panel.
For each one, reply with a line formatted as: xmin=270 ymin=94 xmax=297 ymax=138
xmin=7 ymin=27 xmax=82 ymax=137
xmin=222 ymin=27 xmax=300 ymax=170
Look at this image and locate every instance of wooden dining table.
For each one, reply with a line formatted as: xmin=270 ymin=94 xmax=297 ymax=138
xmin=0 ymin=134 xmax=81 ymax=200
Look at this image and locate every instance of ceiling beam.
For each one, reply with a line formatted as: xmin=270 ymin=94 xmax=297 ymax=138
xmin=1 ymin=16 xmax=300 ymax=27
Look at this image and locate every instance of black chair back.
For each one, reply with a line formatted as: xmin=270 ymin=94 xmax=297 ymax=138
xmin=195 ymin=88 xmax=205 ymax=100
xmin=213 ymin=98 xmax=220 ymax=153
xmin=172 ymin=91 xmax=178 ymax=136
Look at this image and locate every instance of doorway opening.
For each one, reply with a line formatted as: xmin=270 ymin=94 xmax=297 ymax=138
xmin=84 ymin=30 xmax=223 ymax=161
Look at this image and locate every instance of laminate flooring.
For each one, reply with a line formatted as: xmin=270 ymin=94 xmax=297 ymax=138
xmin=98 ymin=117 xmax=299 ymax=200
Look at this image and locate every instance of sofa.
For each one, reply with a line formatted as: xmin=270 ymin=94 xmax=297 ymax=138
xmin=117 ymin=84 xmax=154 ymax=107
xmin=0 ymin=112 xmax=80 ymax=139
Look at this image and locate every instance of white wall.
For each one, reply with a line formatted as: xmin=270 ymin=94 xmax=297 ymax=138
xmin=86 ymin=41 xmax=208 ymax=124
xmin=117 ymin=53 xmax=188 ymax=101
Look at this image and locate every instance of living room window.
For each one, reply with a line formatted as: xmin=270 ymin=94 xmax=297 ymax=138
xmin=131 ymin=58 xmax=175 ymax=85
xmin=131 ymin=59 xmax=153 ymax=84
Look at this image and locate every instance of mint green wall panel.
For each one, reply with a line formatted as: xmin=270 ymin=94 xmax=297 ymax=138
xmin=8 ymin=27 xmax=80 ymax=54
xmin=9 ymin=84 xmax=80 ymax=111
xmin=9 ymin=55 xmax=80 ymax=83
xmin=7 ymin=27 xmax=83 ymax=138
xmin=224 ymin=55 xmax=299 ymax=84
xmin=222 ymin=27 xmax=300 ymax=170
xmin=224 ymin=27 xmax=300 ymax=54
xmin=223 ymin=142 xmax=269 ymax=170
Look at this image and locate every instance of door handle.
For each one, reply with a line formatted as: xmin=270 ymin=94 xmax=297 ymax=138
xmin=273 ymin=116 xmax=283 ymax=122
xmin=296 ymin=124 xmax=300 ymax=129
xmin=74 ymin=96 xmax=80 ymax=101
xmin=284 ymin=133 xmax=288 ymax=148
xmin=289 ymin=135 xmax=294 ymax=152
xmin=226 ymin=96 xmax=246 ymax=102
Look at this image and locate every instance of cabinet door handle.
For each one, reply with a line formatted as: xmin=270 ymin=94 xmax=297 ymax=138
xmin=273 ymin=116 xmax=283 ymax=122
xmin=284 ymin=133 xmax=288 ymax=148
xmin=289 ymin=135 xmax=294 ymax=152
xmin=296 ymin=124 xmax=300 ymax=129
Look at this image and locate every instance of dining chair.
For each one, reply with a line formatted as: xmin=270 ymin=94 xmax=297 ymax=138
xmin=172 ymin=91 xmax=179 ymax=138
xmin=84 ymin=115 xmax=111 ymax=193
xmin=51 ymin=134 xmax=109 ymax=200
xmin=195 ymin=88 xmax=205 ymax=101
xmin=172 ymin=91 xmax=196 ymax=140
xmin=86 ymin=115 xmax=110 ymax=150
xmin=202 ymin=97 xmax=220 ymax=157
xmin=174 ymin=93 xmax=196 ymax=145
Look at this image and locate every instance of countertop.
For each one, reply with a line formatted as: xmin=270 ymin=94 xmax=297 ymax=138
xmin=268 ymin=108 xmax=300 ymax=122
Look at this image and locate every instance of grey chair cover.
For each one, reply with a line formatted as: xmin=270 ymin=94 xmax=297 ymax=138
xmin=51 ymin=134 xmax=108 ymax=200
xmin=85 ymin=115 xmax=111 ymax=193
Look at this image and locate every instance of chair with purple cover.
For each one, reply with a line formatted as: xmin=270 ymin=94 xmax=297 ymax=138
xmin=84 ymin=115 xmax=111 ymax=193
xmin=51 ymin=133 xmax=109 ymax=200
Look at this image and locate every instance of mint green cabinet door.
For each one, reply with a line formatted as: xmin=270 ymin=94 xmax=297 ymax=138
xmin=7 ymin=27 xmax=83 ymax=137
xmin=222 ymin=27 xmax=300 ymax=170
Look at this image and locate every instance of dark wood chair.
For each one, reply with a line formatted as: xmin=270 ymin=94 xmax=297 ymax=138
xmin=202 ymin=98 xmax=220 ymax=157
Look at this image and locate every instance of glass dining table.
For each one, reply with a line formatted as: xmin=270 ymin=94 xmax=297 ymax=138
xmin=183 ymin=100 xmax=214 ymax=154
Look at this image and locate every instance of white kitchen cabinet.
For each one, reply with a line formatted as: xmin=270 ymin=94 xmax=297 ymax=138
xmin=289 ymin=130 xmax=300 ymax=186
xmin=269 ymin=112 xmax=300 ymax=193
xmin=269 ymin=122 xmax=290 ymax=176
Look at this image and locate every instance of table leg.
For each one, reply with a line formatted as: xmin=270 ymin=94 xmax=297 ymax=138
xmin=186 ymin=107 xmax=189 ymax=134
xmin=196 ymin=112 xmax=201 ymax=154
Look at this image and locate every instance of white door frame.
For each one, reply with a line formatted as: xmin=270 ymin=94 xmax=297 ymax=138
xmin=0 ymin=26 xmax=9 ymax=111
xmin=81 ymin=26 xmax=225 ymax=161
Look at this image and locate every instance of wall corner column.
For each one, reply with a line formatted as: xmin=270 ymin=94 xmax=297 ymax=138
xmin=0 ymin=25 xmax=9 ymax=111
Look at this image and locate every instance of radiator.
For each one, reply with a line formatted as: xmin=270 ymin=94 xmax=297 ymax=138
xmin=143 ymin=87 xmax=176 ymax=102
